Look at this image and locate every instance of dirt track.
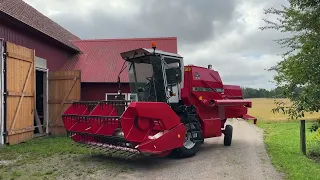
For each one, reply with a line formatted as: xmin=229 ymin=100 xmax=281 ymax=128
xmin=113 ymin=119 xmax=284 ymax=180
xmin=0 ymin=119 xmax=284 ymax=180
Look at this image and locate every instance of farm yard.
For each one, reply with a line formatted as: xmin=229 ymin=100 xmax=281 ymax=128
xmin=0 ymin=119 xmax=283 ymax=180
xmin=0 ymin=136 xmax=134 ymax=180
xmin=1 ymin=0 xmax=320 ymax=180
xmin=0 ymin=98 xmax=319 ymax=180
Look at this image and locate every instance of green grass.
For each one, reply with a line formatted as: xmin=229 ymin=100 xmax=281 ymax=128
xmin=0 ymin=136 xmax=128 ymax=180
xmin=0 ymin=135 xmax=95 ymax=161
xmin=258 ymin=121 xmax=320 ymax=180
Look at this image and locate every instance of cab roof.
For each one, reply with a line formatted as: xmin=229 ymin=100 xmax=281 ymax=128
xmin=120 ymin=48 xmax=183 ymax=62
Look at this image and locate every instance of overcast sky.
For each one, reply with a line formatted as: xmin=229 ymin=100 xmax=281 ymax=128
xmin=25 ymin=0 xmax=290 ymax=90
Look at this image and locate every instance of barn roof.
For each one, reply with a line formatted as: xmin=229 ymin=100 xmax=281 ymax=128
xmin=0 ymin=0 xmax=81 ymax=52
xmin=62 ymin=37 xmax=178 ymax=83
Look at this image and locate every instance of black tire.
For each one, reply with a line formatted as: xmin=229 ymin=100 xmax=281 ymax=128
xmin=171 ymin=122 xmax=202 ymax=158
xmin=174 ymin=142 xmax=201 ymax=158
xmin=224 ymin=124 xmax=233 ymax=146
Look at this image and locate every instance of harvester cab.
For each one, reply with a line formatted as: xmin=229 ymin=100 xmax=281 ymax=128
xmin=119 ymin=43 xmax=184 ymax=105
xmin=62 ymin=42 xmax=258 ymax=159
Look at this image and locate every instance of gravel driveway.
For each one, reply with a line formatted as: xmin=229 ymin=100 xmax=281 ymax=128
xmin=113 ymin=119 xmax=284 ymax=180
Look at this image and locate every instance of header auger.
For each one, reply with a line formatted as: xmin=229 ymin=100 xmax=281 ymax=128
xmin=62 ymin=42 xmax=257 ymax=158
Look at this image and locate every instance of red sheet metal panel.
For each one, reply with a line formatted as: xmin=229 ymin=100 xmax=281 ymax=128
xmin=0 ymin=20 xmax=75 ymax=71
xmin=62 ymin=37 xmax=178 ymax=82
xmin=81 ymin=83 xmax=131 ymax=101
xmin=0 ymin=0 xmax=80 ymax=51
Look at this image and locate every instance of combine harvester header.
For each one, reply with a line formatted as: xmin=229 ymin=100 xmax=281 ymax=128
xmin=62 ymin=41 xmax=257 ymax=158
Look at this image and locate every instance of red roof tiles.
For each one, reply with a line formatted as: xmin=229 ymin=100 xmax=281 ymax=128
xmin=0 ymin=0 xmax=81 ymax=51
xmin=62 ymin=37 xmax=178 ymax=82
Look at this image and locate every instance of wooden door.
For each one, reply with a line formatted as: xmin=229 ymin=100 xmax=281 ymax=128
xmin=5 ymin=42 xmax=35 ymax=145
xmin=48 ymin=70 xmax=81 ymax=135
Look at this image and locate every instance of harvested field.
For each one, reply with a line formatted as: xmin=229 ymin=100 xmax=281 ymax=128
xmin=247 ymin=98 xmax=320 ymax=122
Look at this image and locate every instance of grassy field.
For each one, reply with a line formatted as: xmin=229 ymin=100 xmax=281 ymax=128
xmin=247 ymin=98 xmax=320 ymax=121
xmin=259 ymin=121 xmax=320 ymax=180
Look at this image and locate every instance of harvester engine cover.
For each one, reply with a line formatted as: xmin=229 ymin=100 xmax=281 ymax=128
xmin=62 ymin=44 xmax=257 ymax=158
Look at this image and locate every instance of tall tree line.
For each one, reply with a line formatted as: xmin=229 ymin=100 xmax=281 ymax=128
xmin=241 ymin=87 xmax=285 ymax=98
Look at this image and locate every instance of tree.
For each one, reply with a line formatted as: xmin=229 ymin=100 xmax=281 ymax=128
xmin=260 ymin=0 xmax=320 ymax=120
xmin=241 ymin=87 xmax=284 ymax=98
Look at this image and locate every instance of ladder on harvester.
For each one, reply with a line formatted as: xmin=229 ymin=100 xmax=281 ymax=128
xmin=183 ymin=105 xmax=204 ymax=143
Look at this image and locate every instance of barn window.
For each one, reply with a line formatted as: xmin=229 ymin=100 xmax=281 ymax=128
xmin=128 ymin=93 xmax=138 ymax=102
xmin=105 ymin=93 xmax=127 ymax=101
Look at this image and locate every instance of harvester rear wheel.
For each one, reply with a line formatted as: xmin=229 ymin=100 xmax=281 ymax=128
xmin=223 ymin=124 xmax=233 ymax=146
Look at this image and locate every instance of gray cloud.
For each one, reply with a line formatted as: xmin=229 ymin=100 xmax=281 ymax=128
xmin=25 ymin=0 xmax=291 ymax=89
xmin=135 ymin=0 xmax=236 ymax=44
xmin=52 ymin=12 xmax=145 ymax=39
xmin=42 ymin=0 xmax=237 ymax=45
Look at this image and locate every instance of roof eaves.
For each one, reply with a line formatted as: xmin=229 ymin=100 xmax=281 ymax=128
xmin=0 ymin=11 xmax=81 ymax=52
xmin=71 ymin=37 xmax=177 ymax=43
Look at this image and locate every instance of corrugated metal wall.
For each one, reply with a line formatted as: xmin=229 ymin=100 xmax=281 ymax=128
xmin=81 ymin=83 xmax=130 ymax=101
xmin=0 ymin=19 xmax=76 ymax=71
xmin=64 ymin=38 xmax=178 ymax=82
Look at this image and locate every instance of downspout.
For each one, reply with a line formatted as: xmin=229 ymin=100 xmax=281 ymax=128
xmin=1 ymin=39 xmax=7 ymax=145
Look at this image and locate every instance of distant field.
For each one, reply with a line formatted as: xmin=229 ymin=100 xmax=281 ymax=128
xmin=247 ymin=98 xmax=320 ymax=122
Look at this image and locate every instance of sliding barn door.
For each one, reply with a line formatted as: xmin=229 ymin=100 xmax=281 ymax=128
xmin=48 ymin=70 xmax=81 ymax=135
xmin=5 ymin=42 xmax=35 ymax=145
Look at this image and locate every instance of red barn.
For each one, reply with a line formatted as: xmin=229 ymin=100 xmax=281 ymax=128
xmin=0 ymin=0 xmax=178 ymax=145
xmin=62 ymin=37 xmax=178 ymax=101
xmin=0 ymin=0 xmax=83 ymax=145
xmin=0 ymin=0 xmax=81 ymax=68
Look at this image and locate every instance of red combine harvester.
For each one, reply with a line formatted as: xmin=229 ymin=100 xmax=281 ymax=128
xmin=62 ymin=42 xmax=257 ymax=158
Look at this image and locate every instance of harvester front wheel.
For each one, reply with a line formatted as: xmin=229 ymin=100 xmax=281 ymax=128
xmin=223 ymin=124 xmax=233 ymax=146
xmin=171 ymin=122 xmax=202 ymax=158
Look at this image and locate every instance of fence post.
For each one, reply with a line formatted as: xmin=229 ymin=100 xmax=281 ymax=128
xmin=300 ymin=120 xmax=306 ymax=155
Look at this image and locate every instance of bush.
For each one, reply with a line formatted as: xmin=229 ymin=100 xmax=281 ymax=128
xmin=308 ymin=122 xmax=319 ymax=132
xmin=308 ymin=142 xmax=320 ymax=157
xmin=308 ymin=129 xmax=320 ymax=158
xmin=313 ymin=128 xmax=320 ymax=141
